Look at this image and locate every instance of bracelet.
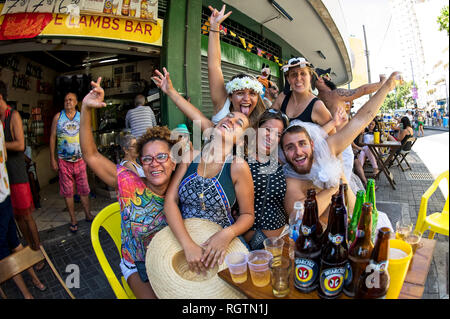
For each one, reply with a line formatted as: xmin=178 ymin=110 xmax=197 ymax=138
xmin=209 ymin=29 xmax=219 ymax=32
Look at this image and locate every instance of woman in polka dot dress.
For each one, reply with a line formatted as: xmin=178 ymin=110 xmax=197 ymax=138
xmin=238 ymin=109 xmax=290 ymax=250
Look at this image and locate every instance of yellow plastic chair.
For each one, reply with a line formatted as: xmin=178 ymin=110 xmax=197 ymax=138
xmin=415 ymin=170 xmax=449 ymax=239
xmin=91 ymin=202 xmax=136 ymax=299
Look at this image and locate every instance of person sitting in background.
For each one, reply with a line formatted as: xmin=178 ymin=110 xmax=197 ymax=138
xmin=351 ymin=130 xmax=368 ymax=188
xmin=357 ymin=120 xmax=379 ymax=177
xmin=80 ymin=78 xmax=178 ymax=299
xmin=119 ymin=134 xmax=145 ymax=178
xmin=125 ymin=94 xmax=157 ymax=139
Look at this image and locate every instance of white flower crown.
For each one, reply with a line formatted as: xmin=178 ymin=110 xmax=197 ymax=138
xmin=225 ymin=77 xmax=264 ymax=95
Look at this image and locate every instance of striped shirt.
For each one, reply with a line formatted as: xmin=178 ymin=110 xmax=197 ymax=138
xmin=125 ymin=106 xmax=157 ymax=138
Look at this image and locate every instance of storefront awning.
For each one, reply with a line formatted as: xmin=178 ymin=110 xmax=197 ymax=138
xmin=223 ymin=0 xmax=352 ymax=86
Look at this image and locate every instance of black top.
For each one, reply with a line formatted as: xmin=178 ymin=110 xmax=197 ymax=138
xmin=4 ymin=109 xmax=28 ymax=185
xmin=248 ymin=157 xmax=287 ymax=231
xmin=280 ymin=91 xmax=318 ymax=123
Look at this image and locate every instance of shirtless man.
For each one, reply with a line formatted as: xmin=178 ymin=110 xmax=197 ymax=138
xmin=314 ymin=68 xmax=387 ymax=130
xmin=282 ymin=72 xmax=400 ymax=225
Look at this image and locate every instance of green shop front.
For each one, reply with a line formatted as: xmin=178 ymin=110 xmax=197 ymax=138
xmin=0 ymin=0 xmax=351 ymax=192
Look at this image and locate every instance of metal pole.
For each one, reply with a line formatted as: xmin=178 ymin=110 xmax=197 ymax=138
xmin=363 ymin=25 xmax=372 ymax=97
xmin=410 ymin=58 xmax=417 ymax=108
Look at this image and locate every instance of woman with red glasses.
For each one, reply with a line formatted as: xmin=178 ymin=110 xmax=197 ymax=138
xmin=79 ymin=78 xmax=178 ymax=299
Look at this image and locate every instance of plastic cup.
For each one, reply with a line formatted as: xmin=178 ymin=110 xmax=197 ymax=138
xmin=374 ymin=131 xmax=380 ymax=144
xmin=385 ymin=239 xmax=413 ymax=299
xmin=269 ymin=256 xmax=292 ymax=297
xmin=224 ymin=252 xmax=248 ymax=284
xmin=248 ymin=250 xmax=273 ymax=287
xmin=263 ymin=237 xmax=284 ymax=258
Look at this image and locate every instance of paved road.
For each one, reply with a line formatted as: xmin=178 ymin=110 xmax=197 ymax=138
xmin=413 ymin=130 xmax=449 ymax=196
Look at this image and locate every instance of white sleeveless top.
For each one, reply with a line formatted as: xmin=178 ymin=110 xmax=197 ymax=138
xmin=120 ymin=160 xmax=145 ymax=178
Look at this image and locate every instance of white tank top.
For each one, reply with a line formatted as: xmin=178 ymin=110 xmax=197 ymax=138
xmin=120 ymin=160 xmax=145 ymax=178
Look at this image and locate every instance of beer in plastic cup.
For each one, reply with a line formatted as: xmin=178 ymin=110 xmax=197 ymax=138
xmin=263 ymin=237 xmax=284 ymax=258
xmin=385 ymin=239 xmax=412 ymax=299
xmin=224 ymin=252 xmax=248 ymax=284
xmin=248 ymin=250 xmax=273 ymax=287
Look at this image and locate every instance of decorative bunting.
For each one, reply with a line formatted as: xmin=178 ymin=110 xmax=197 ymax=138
xmin=246 ymin=43 xmax=254 ymax=52
xmin=229 ymin=30 xmax=236 ymax=37
xmin=219 ymin=25 xmax=227 ymax=35
xmin=202 ymin=19 xmax=210 ymax=35
xmin=239 ymin=36 xmax=246 ymax=49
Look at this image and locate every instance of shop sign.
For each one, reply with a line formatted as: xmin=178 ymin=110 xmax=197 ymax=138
xmin=0 ymin=3 xmax=163 ymax=46
xmin=1 ymin=0 xmax=158 ymax=20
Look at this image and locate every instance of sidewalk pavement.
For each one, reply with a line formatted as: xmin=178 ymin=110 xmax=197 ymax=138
xmin=1 ymin=151 xmax=448 ymax=299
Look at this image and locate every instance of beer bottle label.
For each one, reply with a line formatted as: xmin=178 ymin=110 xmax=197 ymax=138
xmin=320 ymin=266 xmax=346 ymax=297
xmin=328 ymin=232 xmax=344 ymax=245
xmin=294 ymin=252 xmax=320 ymax=289
xmin=301 ymin=224 xmax=316 ymax=236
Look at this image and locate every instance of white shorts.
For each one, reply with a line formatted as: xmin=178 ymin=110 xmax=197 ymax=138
xmin=119 ymin=258 xmax=137 ymax=282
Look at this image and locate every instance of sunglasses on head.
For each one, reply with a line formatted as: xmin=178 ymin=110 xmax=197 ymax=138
xmin=141 ymin=153 xmax=169 ymax=165
xmin=266 ymin=108 xmax=290 ymax=128
xmin=319 ymin=73 xmax=330 ymax=78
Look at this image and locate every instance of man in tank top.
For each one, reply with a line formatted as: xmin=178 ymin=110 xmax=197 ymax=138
xmin=50 ymin=92 xmax=93 ymax=233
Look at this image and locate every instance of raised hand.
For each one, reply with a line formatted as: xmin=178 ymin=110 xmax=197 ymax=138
xmin=208 ymin=5 xmax=232 ymax=28
xmin=333 ymin=105 xmax=348 ymax=127
xmin=152 ymin=67 xmax=174 ymax=94
xmin=385 ymin=72 xmax=402 ymax=92
xmin=82 ymin=77 xmax=106 ymax=109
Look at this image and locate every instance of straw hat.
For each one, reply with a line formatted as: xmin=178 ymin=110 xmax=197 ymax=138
xmin=146 ymin=218 xmax=249 ymax=299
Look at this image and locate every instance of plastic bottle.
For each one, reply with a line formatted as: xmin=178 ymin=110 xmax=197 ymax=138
xmin=289 ymin=201 xmax=304 ymax=259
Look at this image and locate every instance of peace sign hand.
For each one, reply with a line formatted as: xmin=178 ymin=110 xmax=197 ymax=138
xmin=208 ymin=5 xmax=232 ymax=28
xmin=82 ymin=77 xmax=106 ymax=109
xmin=151 ymin=67 xmax=174 ymax=94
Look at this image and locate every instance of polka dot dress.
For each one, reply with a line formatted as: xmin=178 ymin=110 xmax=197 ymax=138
xmin=247 ymin=157 xmax=287 ymax=231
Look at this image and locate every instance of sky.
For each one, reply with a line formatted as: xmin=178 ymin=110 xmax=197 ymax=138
xmin=338 ymin=0 xmax=448 ymax=81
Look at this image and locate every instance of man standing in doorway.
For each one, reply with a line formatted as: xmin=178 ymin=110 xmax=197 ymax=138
xmin=50 ymin=92 xmax=93 ymax=233
xmin=125 ymin=94 xmax=157 ymax=138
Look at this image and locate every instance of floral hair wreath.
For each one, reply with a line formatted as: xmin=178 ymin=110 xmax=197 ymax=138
xmin=225 ymin=77 xmax=264 ymax=95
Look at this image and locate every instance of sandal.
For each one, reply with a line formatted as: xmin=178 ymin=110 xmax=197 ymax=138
xmin=69 ymin=223 xmax=78 ymax=233
xmin=32 ymin=281 xmax=47 ymax=292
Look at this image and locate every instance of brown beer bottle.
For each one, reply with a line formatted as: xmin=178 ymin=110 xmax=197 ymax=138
xmin=343 ymin=203 xmax=374 ymax=297
xmin=306 ymin=188 xmax=323 ymax=236
xmin=318 ymin=204 xmax=348 ymax=299
xmin=355 ymin=227 xmax=391 ymax=299
xmin=321 ymin=194 xmax=339 ymax=246
xmin=294 ymin=199 xmax=322 ymax=293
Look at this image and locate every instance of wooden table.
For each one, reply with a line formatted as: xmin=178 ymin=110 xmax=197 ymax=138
xmin=363 ymin=141 xmax=402 ymax=190
xmin=218 ymin=236 xmax=436 ymax=299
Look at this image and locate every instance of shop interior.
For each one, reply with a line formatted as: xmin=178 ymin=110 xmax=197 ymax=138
xmin=0 ymin=48 xmax=161 ymax=197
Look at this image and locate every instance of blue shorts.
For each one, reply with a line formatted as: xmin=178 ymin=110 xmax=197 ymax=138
xmin=0 ymin=196 xmax=21 ymax=260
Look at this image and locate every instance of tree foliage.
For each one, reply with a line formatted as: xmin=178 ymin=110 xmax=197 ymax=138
xmin=437 ymin=5 xmax=449 ymax=36
xmin=380 ymin=81 xmax=415 ymax=112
